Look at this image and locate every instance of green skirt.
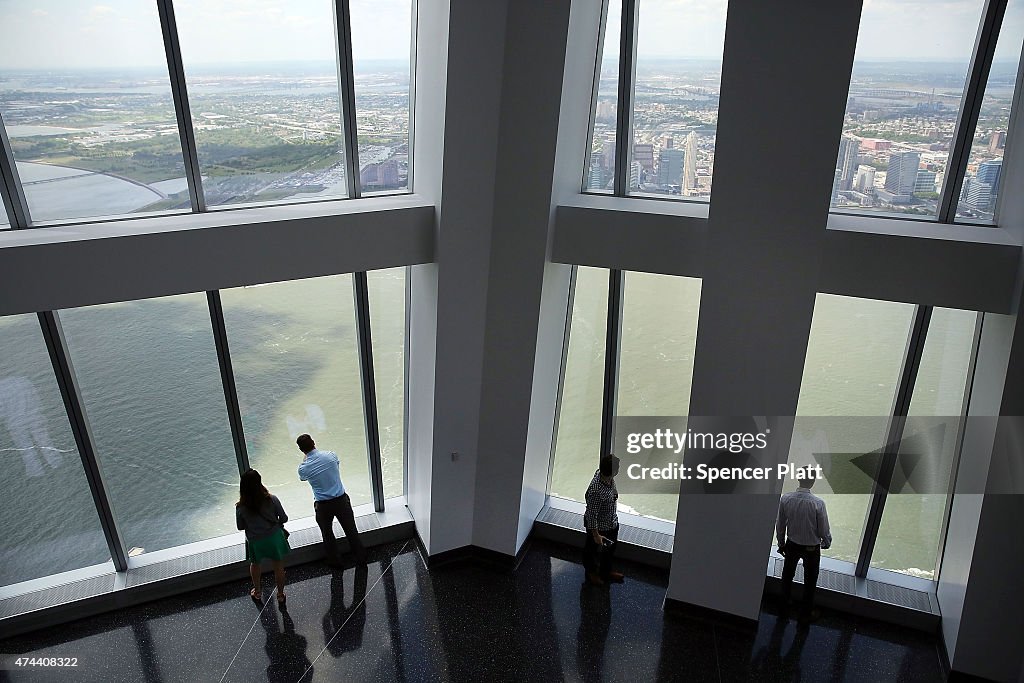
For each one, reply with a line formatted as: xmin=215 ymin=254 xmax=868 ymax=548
xmin=245 ymin=528 xmax=290 ymax=564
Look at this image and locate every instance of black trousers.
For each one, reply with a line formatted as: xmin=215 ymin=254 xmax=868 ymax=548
xmin=583 ymin=525 xmax=619 ymax=579
xmin=780 ymin=540 xmax=820 ymax=610
xmin=314 ymin=493 xmax=366 ymax=564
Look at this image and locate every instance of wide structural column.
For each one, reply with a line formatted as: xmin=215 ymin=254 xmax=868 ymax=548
xmin=406 ymin=0 xmax=576 ymax=557
xmin=665 ymin=0 xmax=863 ymax=620
xmin=937 ymin=49 xmax=1024 ymax=682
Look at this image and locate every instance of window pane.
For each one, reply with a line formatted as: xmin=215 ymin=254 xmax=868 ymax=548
xmin=368 ymin=268 xmax=406 ymax=499
xmin=629 ymin=0 xmax=726 ymax=199
xmin=550 ymin=267 xmax=608 ymax=502
xmin=585 ymin=0 xmax=622 ymax=192
xmin=175 ymin=0 xmax=348 ymax=208
xmin=350 ymin=0 xmax=413 ymax=194
xmin=833 ymin=0 xmax=986 ymax=217
xmin=220 ymin=276 xmax=372 ymax=515
xmin=614 ymin=272 xmax=700 ymax=522
xmin=956 ymin=0 xmax=1024 ymax=221
xmin=785 ymin=294 xmax=915 ymax=564
xmin=0 ymin=314 xmax=109 ymax=586
xmin=872 ymin=308 xmax=976 ymax=578
xmin=0 ymin=2 xmax=188 ymax=223
xmin=59 ymin=294 xmax=238 ymax=555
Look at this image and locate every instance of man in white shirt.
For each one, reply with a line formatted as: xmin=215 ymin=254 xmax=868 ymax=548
xmin=776 ymin=474 xmax=832 ymax=620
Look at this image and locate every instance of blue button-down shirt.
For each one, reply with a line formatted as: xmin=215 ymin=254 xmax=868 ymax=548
xmin=297 ymin=449 xmax=346 ymax=501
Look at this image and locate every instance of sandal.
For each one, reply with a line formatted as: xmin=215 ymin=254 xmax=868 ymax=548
xmin=277 ymin=593 xmax=287 ymax=607
xmin=250 ymin=587 xmax=262 ymax=603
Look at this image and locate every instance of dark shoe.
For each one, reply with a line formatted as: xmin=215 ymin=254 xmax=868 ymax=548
xmin=586 ymin=572 xmax=605 ymax=587
xmin=607 ymin=572 xmax=625 ymax=583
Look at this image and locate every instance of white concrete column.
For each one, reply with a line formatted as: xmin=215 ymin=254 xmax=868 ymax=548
xmin=406 ymin=0 xmax=581 ymax=557
xmin=665 ymin=0 xmax=863 ymax=619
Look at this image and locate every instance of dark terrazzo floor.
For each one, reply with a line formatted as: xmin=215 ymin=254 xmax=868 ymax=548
xmin=0 ymin=538 xmax=946 ymax=682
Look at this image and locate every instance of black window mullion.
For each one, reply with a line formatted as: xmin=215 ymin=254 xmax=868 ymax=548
xmin=333 ymin=0 xmax=363 ymax=199
xmin=206 ymin=291 xmax=250 ymax=476
xmin=37 ymin=311 xmax=129 ymax=572
xmin=939 ymin=0 xmax=1009 ymax=223
xmin=0 ymin=113 xmax=31 ymax=228
xmin=354 ymin=272 xmax=385 ymax=512
xmin=855 ymin=304 xmax=932 ymax=577
xmin=613 ymin=0 xmax=639 ymax=197
xmin=600 ymin=270 xmax=625 ymax=459
xmin=155 ymin=0 xmax=206 ymax=213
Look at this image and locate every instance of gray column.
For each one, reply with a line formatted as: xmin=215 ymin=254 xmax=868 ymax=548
xmin=404 ymin=0 xmax=577 ymax=556
xmin=666 ymin=0 xmax=863 ymax=619
xmin=937 ymin=37 xmax=1024 ymax=681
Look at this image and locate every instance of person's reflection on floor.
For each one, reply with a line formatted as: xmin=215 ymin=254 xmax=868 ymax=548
xmin=576 ymin=582 xmax=612 ymax=683
xmin=749 ymin=614 xmax=811 ymax=679
xmin=261 ymin=601 xmax=311 ymax=682
xmin=323 ymin=564 xmax=369 ymax=657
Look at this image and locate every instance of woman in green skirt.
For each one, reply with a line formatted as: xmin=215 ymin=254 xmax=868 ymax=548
xmin=236 ymin=469 xmax=290 ymax=606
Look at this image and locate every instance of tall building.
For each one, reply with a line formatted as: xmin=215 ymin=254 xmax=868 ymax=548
xmin=837 ymin=136 xmax=860 ymax=191
xmin=831 ymin=168 xmax=843 ymax=202
xmin=854 ymin=164 xmax=876 ymax=192
xmin=914 ymin=169 xmax=937 ymax=194
xmin=657 ymin=147 xmax=685 ymax=187
xmin=966 ymin=180 xmax=993 ymax=210
xmin=989 ymin=130 xmax=1007 ymax=153
xmin=977 ymin=158 xmax=1002 ymax=192
xmin=683 ymin=131 xmax=698 ymax=192
xmin=884 ymin=151 xmax=921 ymax=196
xmin=633 ymin=143 xmax=655 ymax=175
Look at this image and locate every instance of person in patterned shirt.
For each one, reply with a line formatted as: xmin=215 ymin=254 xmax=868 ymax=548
xmin=583 ymin=455 xmax=623 ymax=586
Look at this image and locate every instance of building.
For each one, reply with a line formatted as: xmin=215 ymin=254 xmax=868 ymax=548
xmin=683 ymin=131 xmax=698 ymax=192
xmin=657 ymin=147 xmax=685 ymax=187
xmin=884 ymin=150 xmax=921 ymax=197
xmin=854 ymin=164 xmax=876 ymax=192
xmin=1 ymin=2 xmax=1023 ymax=682
xmin=914 ymin=169 xmax=937 ymax=194
xmin=836 ymin=135 xmax=860 ymax=191
xmin=633 ymin=143 xmax=656 ymax=175
xmin=977 ymin=158 xmax=1002 ymax=192
xmin=990 ymin=130 xmax=1007 ymax=153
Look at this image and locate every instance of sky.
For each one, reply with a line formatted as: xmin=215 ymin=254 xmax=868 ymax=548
xmin=0 ymin=0 xmax=1021 ymax=70
xmin=0 ymin=0 xmax=412 ymax=70
xmin=615 ymin=0 xmax=1024 ymax=62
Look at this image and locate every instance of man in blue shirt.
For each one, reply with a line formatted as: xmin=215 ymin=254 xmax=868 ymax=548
xmin=296 ymin=433 xmax=366 ymax=567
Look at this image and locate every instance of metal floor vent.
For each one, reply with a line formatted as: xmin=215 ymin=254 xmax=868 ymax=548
xmin=866 ymin=579 xmax=932 ymax=612
xmin=0 ymin=574 xmax=116 ymax=620
xmin=537 ymin=506 xmax=674 ymax=553
xmin=127 ymin=545 xmax=244 ymax=588
xmin=771 ymin=558 xmax=856 ymax=594
xmin=771 ymin=558 xmax=933 ymax=612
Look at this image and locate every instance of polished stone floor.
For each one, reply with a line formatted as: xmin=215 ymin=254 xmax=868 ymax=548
xmin=0 ymin=539 xmax=945 ymax=682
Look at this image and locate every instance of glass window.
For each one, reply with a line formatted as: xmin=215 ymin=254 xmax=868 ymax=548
xmin=368 ymin=268 xmax=406 ymax=499
xmin=58 ymin=294 xmax=238 ymax=556
xmin=220 ymin=275 xmax=372 ymax=516
xmin=0 ymin=1 xmax=188 ymax=223
xmin=350 ymin=0 xmax=414 ymax=194
xmin=832 ymin=0 xmax=986 ymax=217
xmin=585 ymin=0 xmax=622 ymax=193
xmin=956 ymin=0 xmax=1024 ymax=222
xmin=629 ymin=0 xmax=726 ymax=199
xmin=614 ymin=272 xmax=700 ymax=521
xmin=0 ymin=314 xmax=110 ymax=586
xmin=550 ymin=267 xmax=608 ymax=502
xmin=785 ymin=294 xmax=915 ymax=565
xmin=871 ymin=307 xmax=976 ymax=578
xmin=175 ymin=0 xmax=349 ymax=208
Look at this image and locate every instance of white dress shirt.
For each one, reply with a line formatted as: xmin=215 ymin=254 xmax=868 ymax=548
xmin=776 ymin=488 xmax=832 ymax=549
